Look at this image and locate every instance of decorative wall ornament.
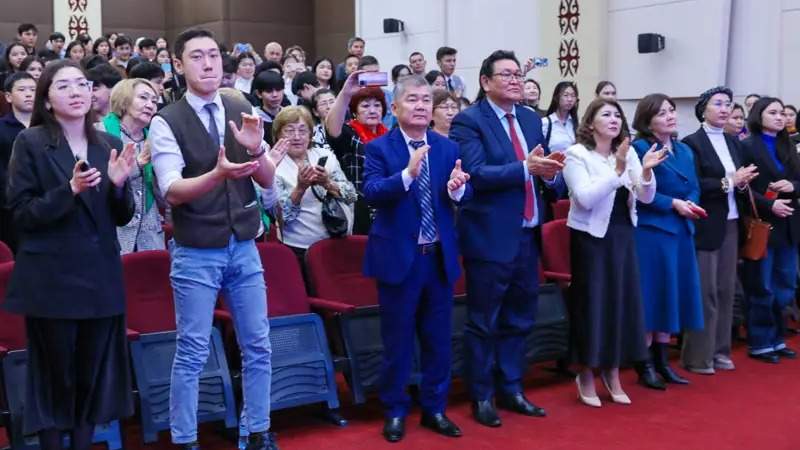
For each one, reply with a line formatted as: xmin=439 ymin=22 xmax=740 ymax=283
xmin=557 ymin=0 xmax=581 ymax=78
xmin=55 ymin=0 xmax=102 ymax=40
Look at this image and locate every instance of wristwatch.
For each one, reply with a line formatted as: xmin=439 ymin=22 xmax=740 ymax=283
xmin=721 ymin=177 xmax=731 ymax=193
xmin=247 ymin=141 xmax=268 ymax=159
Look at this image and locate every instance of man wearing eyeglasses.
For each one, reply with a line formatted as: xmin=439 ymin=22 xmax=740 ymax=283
xmin=449 ymin=50 xmax=566 ymax=428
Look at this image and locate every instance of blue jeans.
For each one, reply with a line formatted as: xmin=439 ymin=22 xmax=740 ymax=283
xmin=168 ymin=236 xmax=272 ymax=444
xmin=742 ymin=245 xmax=798 ymax=354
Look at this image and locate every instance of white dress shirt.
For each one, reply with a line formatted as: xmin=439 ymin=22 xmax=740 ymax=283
xmin=542 ymin=113 xmax=576 ymax=153
xmin=562 ymin=143 xmax=656 ymax=238
xmin=397 ymin=128 xmax=465 ymax=243
xmin=703 ymin=123 xmax=739 ymax=220
xmin=234 ymin=76 xmax=253 ymax=94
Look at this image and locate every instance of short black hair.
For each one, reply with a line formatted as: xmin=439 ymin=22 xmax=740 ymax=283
xmin=114 ymin=35 xmax=133 ymax=49
xmin=18 ymin=23 xmax=37 ymax=35
xmin=291 ymin=71 xmax=320 ymax=95
xmin=87 ymin=63 xmax=123 ymax=89
xmin=391 ymin=64 xmax=411 ymax=84
xmin=93 ymin=37 xmax=110 ymax=55
xmin=424 ymin=70 xmax=444 ymax=85
xmin=745 ymin=93 xmax=761 ymax=101
xmin=236 ymin=52 xmax=256 ymax=67
xmin=409 ymin=51 xmax=423 ymax=60
xmin=77 ymin=34 xmax=92 ymax=45
xmin=19 ymin=56 xmax=42 ymax=72
xmin=129 ymin=61 xmax=165 ymax=80
xmin=253 ymin=70 xmax=285 ymax=93
xmin=173 ymin=28 xmax=217 ymax=60
xmin=436 ymin=46 xmax=457 ymax=61
xmin=82 ymin=54 xmax=108 ymax=70
xmin=49 ymin=32 xmax=65 ymax=42
xmin=476 ymin=50 xmax=520 ymax=100
xmin=254 ymin=60 xmax=282 ymax=78
xmin=222 ymin=54 xmax=237 ymax=75
xmin=138 ymin=38 xmax=157 ymax=51
xmin=311 ymin=87 xmax=334 ymax=114
xmin=357 ymin=55 xmax=379 ymax=69
xmin=346 ymin=36 xmax=365 ymax=50
xmin=36 ymin=48 xmax=59 ymax=62
xmin=3 ymin=71 xmax=34 ymax=92
xmin=125 ymin=57 xmax=145 ymax=77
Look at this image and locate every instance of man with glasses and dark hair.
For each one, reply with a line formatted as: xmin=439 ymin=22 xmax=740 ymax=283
xmin=449 ymin=49 xmax=565 ymax=428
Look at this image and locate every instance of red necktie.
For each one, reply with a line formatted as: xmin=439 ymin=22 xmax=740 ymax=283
xmin=506 ymin=113 xmax=534 ymax=221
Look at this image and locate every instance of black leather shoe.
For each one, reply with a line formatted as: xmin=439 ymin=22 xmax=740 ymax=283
xmin=181 ymin=443 xmax=200 ymax=450
xmin=635 ymin=360 xmax=667 ymax=390
xmin=420 ymin=413 xmax=462 ymax=437
xmin=776 ymin=347 xmax=797 ymax=359
xmin=750 ymin=352 xmax=780 ymax=364
xmin=382 ymin=417 xmax=405 ymax=443
xmin=245 ymin=432 xmax=279 ymax=450
xmin=497 ymin=393 xmax=546 ymax=417
xmin=653 ymin=343 xmax=689 ymax=384
xmin=471 ymin=400 xmax=501 ymax=427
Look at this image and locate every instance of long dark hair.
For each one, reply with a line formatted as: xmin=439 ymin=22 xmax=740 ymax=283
xmin=632 ymin=93 xmax=675 ymax=142
xmin=545 ymin=81 xmax=579 ymax=133
xmin=748 ymin=96 xmax=799 ymax=164
xmin=576 ymin=98 xmax=630 ymax=152
xmin=31 ymin=59 xmax=99 ymax=144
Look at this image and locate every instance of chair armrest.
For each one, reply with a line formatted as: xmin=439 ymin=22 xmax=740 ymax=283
xmin=0 ymin=344 xmax=7 ymax=358
xmin=213 ymin=309 xmax=233 ymax=324
xmin=126 ymin=328 xmax=141 ymax=341
xmin=308 ymin=296 xmax=356 ymax=314
xmin=543 ymin=271 xmax=571 ymax=282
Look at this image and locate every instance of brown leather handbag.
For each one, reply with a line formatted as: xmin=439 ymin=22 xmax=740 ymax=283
xmin=740 ymin=186 xmax=772 ymax=261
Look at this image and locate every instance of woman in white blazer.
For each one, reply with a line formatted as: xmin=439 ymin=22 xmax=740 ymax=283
xmin=562 ymin=98 xmax=667 ymax=408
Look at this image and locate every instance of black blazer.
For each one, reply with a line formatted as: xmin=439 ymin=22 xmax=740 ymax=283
xmin=739 ymin=134 xmax=800 ymax=248
xmin=682 ymin=127 xmax=746 ymax=250
xmin=3 ymin=126 xmax=134 ymax=319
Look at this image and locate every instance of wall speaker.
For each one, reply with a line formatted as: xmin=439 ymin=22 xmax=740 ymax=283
xmin=383 ymin=18 xmax=405 ymax=34
xmin=637 ymin=33 xmax=665 ymax=53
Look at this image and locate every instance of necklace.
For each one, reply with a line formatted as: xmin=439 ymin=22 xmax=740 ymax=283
xmin=120 ymin=124 xmax=145 ymax=143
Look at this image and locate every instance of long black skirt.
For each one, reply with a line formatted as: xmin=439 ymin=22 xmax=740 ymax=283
xmin=569 ymin=223 xmax=649 ymax=369
xmin=23 ymin=315 xmax=134 ymax=434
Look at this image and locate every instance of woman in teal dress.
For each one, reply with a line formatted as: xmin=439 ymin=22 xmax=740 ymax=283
xmin=631 ymin=93 xmax=704 ymax=389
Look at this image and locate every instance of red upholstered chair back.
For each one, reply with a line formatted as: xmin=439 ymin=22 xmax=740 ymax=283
xmin=0 ymin=262 xmax=25 ymax=352
xmin=541 ymin=219 xmax=571 ymax=275
xmin=122 ymin=250 xmax=176 ymax=333
xmin=306 ymin=236 xmax=378 ymax=307
xmin=0 ymin=242 xmax=13 ymax=263
xmin=551 ymin=199 xmax=571 ymax=221
xmin=256 ymin=242 xmax=310 ymax=317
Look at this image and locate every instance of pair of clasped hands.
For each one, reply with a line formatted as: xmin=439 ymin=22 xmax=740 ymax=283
xmin=405 ymin=144 xmax=567 ymax=193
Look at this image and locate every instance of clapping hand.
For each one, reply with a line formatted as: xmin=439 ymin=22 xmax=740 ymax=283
xmin=107 ymin=142 xmax=137 ymax=188
xmin=228 ymin=113 xmax=264 ymax=153
xmin=733 ymin=165 xmax=758 ymax=188
xmin=214 ymin=145 xmax=260 ymax=180
xmin=527 ymin=145 xmax=564 ymax=179
xmin=448 ymin=159 xmax=470 ymax=192
xmin=768 ymin=179 xmax=794 ymax=193
xmin=268 ymin=138 xmax=290 ymax=167
xmin=641 ymin=142 xmax=669 ymax=171
xmin=407 ymin=144 xmax=430 ymax=178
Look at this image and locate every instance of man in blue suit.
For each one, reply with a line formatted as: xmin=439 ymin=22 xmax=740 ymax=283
xmin=363 ymin=74 xmax=472 ymax=442
xmin=449 ymin=50 xmax=565 ymax=427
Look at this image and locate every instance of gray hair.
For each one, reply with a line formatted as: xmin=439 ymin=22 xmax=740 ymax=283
xmin=346 ymin=36 xmax=364 ymax=51
xmin=393 ymin=74 xmax=432 ymax=104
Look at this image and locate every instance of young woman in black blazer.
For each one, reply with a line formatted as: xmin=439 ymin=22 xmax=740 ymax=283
xmin=2 ymin=59 xmax=136 ymax=450
xmin=739 ymin=97 xmax=800 ymax=364
xmin=681 ymin=87 xmax=758 ymax=374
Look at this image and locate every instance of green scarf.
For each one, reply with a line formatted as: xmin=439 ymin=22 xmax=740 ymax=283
xmin=102 ymin=113 xmax=155 ymax=212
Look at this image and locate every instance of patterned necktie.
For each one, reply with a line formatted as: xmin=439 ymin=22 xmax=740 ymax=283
xmin=505 ymin=113 xmax=535 ymax=222
xmin=204 ymin=103 xmax=221 ymax=147
xmin=410 ymin=140 xmax=437 ymax=241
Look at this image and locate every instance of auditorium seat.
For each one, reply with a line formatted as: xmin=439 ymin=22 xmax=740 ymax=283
xmin=123 ymin=250 xmax=236 ymax=444
xmin=551 ymin=199 xmax=571 ymax=221
xmin=214 ymin=242 xmax=343 ymax=420
xmin=541 ymin=218 xmax=572 ymax=286
xmin=305 ymin=236 xmax=420 ymax=404
xmin=0 ymin=262 xmax=123 ymax=450
xmin=0 ymin=242 xmax=13 ymax=263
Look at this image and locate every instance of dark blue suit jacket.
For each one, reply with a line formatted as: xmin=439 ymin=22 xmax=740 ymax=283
xmin=633 ymin=138 xmax=700 ymax=235
xmin=362 ymin=128 xmax=471 ymax=285
xmin=449 ymin=98 xmax=565 ymax=263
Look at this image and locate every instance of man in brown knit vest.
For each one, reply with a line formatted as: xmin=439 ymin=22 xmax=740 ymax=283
xmin=149 ymin=28 xmax=279 ymax=450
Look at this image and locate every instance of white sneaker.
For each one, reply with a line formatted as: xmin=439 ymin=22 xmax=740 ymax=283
xmin=714 ymin=354 xmax=735 ymax=371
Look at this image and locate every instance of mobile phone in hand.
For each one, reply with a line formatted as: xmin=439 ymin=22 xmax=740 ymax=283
xmin=317 ymin=156 xmax=328 ymax=168
xmin=79 ymin=160 xmax=90 ymax=172
xmin=358 ymin=72 xmax=388 ymax=87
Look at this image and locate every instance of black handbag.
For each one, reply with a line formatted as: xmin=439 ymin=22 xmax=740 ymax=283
xmin=311 ymin=186 xmax=348 ymax=237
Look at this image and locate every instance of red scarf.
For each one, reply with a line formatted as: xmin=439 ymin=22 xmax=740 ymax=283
xmin=348 ymin=119 xmax=388 ymax=144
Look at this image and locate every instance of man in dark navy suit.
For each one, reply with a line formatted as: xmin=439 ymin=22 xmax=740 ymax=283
xmin=449 ymin=50 xmax=566 ymax=427
xmin=363 ymin=74 xmax=471 ymax=442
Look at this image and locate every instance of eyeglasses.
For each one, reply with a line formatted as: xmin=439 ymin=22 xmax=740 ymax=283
xmin=52 ymin=79 xmax=93 ymax=93
xmin=281 ymin=126 xmax=310 ymax=137
xmin=435 ymin=104 xmax=460 ymax=112
xmin=492 ymin=72 xmax=525 ymax=83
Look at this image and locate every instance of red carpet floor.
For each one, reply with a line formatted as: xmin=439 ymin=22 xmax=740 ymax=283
xmin=3 ymin=335 xmax=800 ymax=450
